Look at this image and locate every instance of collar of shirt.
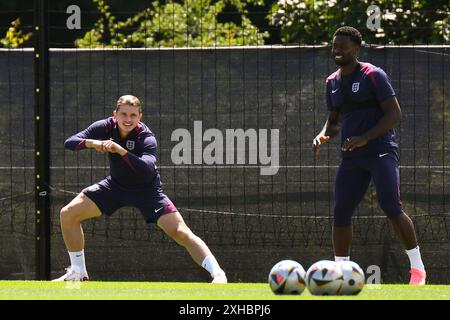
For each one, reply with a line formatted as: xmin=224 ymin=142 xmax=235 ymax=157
xmin=112 ymin=122 xmax=138 ymax=143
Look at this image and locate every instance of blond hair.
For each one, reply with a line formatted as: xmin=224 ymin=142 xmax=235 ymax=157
xmin=116 ymin=95 xmax=142 ymax=112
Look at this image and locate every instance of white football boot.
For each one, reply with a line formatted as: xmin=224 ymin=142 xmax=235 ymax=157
xmin=52 ymin=267 xmax=89 ymax=282
xmin=212 ymin=271 xmax=228 ymax=284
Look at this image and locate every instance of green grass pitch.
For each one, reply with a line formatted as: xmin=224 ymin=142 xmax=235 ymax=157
xmin=0 ymin=281 xmax=449 ymax=300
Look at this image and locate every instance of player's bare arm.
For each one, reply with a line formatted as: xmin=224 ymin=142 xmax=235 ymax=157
xmin=312 ymin=111 xmax=341 ymax=155
xmin=342 ymin=96 xmax=401 ymax=152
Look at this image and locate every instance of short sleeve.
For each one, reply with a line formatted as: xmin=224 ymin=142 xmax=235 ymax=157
xmin=370 ymin=68 xmax=396 ymax=103
xmin=326 ymin=79 xmax=339 ymax=112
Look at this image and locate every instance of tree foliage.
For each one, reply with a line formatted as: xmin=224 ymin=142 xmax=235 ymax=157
xmin=1 ymin=0 xmax=447 ymax=47
xmin=75 ymin=0 xmax=269 ymax=47
xmin=268 ymin=0 xmax=449 ymax=44
xmin=0 ymin=18 xmax=32 ymax=48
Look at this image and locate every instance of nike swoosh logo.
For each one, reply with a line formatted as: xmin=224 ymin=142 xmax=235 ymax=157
xmin=379 ymin=153 xmax=389 ymax=157
xmin=154 ymin=207 xmax=164 ymax=213
xmin=332 ymin=89 xmax=339 ymax=93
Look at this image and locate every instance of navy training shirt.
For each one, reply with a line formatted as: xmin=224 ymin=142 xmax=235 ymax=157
xmin=65 ymin=117 xmax=162 ymax=190
xmin=326 ymin=62 xmax=399 ymax=158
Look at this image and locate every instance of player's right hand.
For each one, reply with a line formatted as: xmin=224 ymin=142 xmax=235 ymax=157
xmin=312 ymin=134 xmax=330 ymax=156
xmin=91 ymin=140 xmax=106 ymax=153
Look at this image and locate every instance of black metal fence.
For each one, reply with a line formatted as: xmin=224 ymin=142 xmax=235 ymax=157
xmin=0 ymin=45 xmax=448 ymax=283
xmin=0 ymin=1 xmax=448 ymax=284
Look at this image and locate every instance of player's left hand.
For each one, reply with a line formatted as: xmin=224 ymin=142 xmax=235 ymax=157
xmin=341 ymin=136 xmax=369 ymax=152
xmin=102 ymin=140 xmax=127 ymax=156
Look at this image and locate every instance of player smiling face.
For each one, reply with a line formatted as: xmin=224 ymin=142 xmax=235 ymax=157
xmin=331 ymin=26 xmax=362 ymax=67
xmin=113 ymin=95 xmax=143 ymax=137
xmin=332 ymin=35 xmax=359 ymax=67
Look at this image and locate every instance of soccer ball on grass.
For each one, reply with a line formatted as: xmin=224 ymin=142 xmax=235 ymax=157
xmin=268 ymin=259 xmax=306 ymax=295
xmin=337 ymin=260 xmax=365 ymax=295
xmin=306 ymin=260 xmax=344 ymax=295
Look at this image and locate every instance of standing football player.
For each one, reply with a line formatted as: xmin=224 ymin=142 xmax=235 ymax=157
xmin=53 ymin=95 xmax=227 ymax=283
xmin=312 ymin=26 xmax=426 ymax=285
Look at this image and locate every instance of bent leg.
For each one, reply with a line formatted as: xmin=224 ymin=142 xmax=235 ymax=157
xmin=333 ymin=159 xmax=371 ymax=257
xmin=54 ymin=192 xmax=102 ymax=281
xmin=370 ymin=153 xmax=425 ymax=283
xmin=60 ymin=192 xmax=102 ymax=252
xmin=370 ymin=153 xmax=418 ymax=250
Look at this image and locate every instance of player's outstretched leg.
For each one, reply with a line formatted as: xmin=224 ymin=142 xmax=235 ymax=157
xmin=388 ymin=212 xmax=426 ymax=285
xmin=157 ymin=211 xmax=227 ymax=283
xmin=53 ymin=192 xmax=102 ymax=281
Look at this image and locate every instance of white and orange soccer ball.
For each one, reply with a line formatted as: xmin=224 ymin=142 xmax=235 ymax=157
xmin=337 ymin=260 xmax=365 ymax=295
xmin=268 ymin=260 xmax=306 ymax=295
xmin=306 ymin=260 xmax=344 ymax=295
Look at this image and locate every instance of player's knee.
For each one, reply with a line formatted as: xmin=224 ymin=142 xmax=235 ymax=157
xmin=333 ymin=218 xmax=352 ymax=228
xmin=384 ymin=208 xmax=404 ymax=220
xmin=170 ymin=225 xmax=193 ymax=246
xmin=60 ymin=207 xmax=73 ymax=224
xmin=60 ymin=206 xmax=81 ymax=224
xmin=380 ymin=204 xmax=403 ymax=219
xmin=334 ymin=206 xmax=353 ymax=227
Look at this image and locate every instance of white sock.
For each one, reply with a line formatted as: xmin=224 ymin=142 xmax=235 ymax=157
xmin=406 ymin=246 xmax=425 ymax=272
xmin=69 ymin=250 xmax=87 ymax=275
xmin=202 ymin=255 xmax=224 ymax=278
xmin=335 ymin=256 xmax=350 ymax=262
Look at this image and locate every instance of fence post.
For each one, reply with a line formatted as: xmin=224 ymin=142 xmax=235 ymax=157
xmin=34 ymin=0 xmax=51 ymax=280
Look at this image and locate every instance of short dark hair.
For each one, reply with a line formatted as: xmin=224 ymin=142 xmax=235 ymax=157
xmin=333 ymin=26 xmax=362 ymax=46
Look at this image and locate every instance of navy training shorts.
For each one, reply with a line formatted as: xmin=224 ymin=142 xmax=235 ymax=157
xmin=333 ymin=151 xmax=403 ymax=227
xmin=82 ymin=177 xmax=178 ymax=223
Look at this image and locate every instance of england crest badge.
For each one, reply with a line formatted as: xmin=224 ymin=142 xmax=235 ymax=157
xmin=352 ymin=82 xmax=360 ymax=93
xmin=126 ymin=140 xmax=135 ymax=150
